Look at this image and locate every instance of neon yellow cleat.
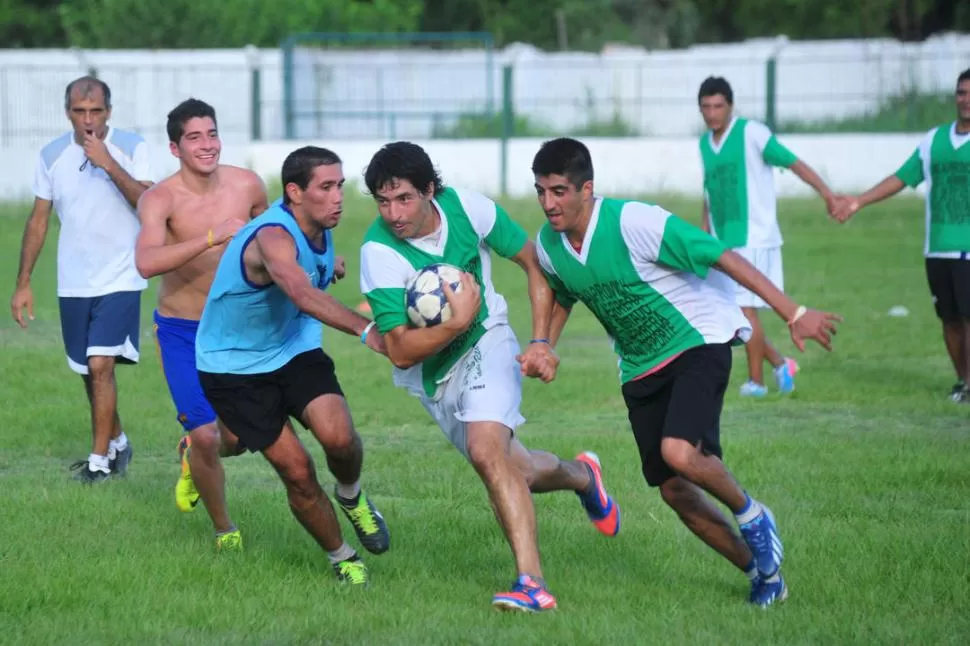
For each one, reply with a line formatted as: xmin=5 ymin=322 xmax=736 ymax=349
xmin=175 ymin=436 xmax=200 ymax=513
xmin=215 ymin=529 xmax=243 ymax=552
xmin=332 ymin=557 xmax=368 ymax=585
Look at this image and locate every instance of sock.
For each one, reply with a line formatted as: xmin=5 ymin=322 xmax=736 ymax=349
xmin=110 ymin=432 xmax=129 ymax=452
xmin=327 ymin=542 xmax=357 ymax=565
xmin=336 ymin=480 xmax=361 ymax=503
xmin=734 ymin=493 xmax=763 ymax=525
xmin=89 ymin=453 xmax=110 ymax=473
xmin=743 ymin=558 xmax=759 ymax=581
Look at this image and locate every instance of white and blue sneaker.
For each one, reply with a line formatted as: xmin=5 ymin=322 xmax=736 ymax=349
xmin=750 ymin=572 xmax=788 ymax=607
xmin=773 ymin=358 xmax=799 ymax=394
xmin=739 ymin=381 xmax=768 ymax=397
xmin=739 ymin=505 xmax=784 ymax=577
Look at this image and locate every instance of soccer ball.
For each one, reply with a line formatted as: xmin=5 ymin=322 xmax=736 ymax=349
xmin=405 ymin=263 xmax=463 ymax=328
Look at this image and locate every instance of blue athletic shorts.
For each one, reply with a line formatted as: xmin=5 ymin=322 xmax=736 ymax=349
xmin=58 ymin=290 xmax=141 ymax=375
xmin=153 ymin=310 xmax=217 ymax=432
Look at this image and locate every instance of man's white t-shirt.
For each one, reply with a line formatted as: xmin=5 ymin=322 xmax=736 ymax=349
xmin=32 ymin=127 xmax=153 ymax=298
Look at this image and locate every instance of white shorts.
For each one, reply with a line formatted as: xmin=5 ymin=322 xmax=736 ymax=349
xmin=733 ymin=246 xmax=784 ymax=309
xmin=418 ymin=325 xmax=526 ymax=461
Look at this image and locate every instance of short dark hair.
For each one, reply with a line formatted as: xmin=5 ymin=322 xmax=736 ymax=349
xmin=958 ymin=68 xmax=970 ymax=86
xmin=531 ymin=137 xmax=594 ymax=189
xmin=364 ymin=141 xmax=444 ymax=197
xmin=281 ymin=146 xmax=342 ymax=204
xmin=698 ymin=76 xmax=734 ymax=105
xmin=64 ymin=76 xmax=111 ymax=110
xmin=166 ymin=98 xmax=217 ymax=143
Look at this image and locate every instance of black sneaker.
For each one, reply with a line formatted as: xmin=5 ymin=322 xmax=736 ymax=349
xmin=70 ymin=460 xmax=112 ymax=484
xmin=335 ymin=488 xmax=390 ymax=554
xmin=109 ymin=442 xmax=133 ymax=477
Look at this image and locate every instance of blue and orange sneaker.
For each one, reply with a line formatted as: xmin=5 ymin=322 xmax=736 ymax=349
xmin=575 ymin=451 xmax=620 ymax=537
xmin=774 ymin=357 xmax=799 ymax=394
xmin=491 ymin=575 xmax=557 ymax=612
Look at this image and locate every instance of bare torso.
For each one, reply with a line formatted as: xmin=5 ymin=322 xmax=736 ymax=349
xmin=156 ymin=165 xmax=263 ymax=320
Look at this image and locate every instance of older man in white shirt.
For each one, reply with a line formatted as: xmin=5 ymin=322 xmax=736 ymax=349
xmin=10 ymin=76 xmax=154 ymax=483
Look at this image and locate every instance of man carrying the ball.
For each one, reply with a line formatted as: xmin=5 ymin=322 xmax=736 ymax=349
xmin=527 ymin=137 xmax=842 ymax=608
xmin=359 ymin=141 xmax=621 ymax=613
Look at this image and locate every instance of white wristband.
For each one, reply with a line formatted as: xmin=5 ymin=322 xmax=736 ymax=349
xmin=788 ymin=305 xmax=807 ymax=327
xmin=360 ymin=321 xmax=376 ymax=344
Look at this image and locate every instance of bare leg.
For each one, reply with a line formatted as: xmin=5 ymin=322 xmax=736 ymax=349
xmin=942 ymin=321 xmax=968 ymax=382
xmin=300 ymin=394 xmax=363 ymax=489
xmin=660 ymin=437 xmax=748 ymax=512
xmin=741 ymin=307 xmax=783 ymax=385
xmin=507 ymin=440 xmax=591 ymax=494
xmin=187 ymin=421 xmax=234 ymax=533
xmin=261 ymin=425 xmax=344 ymax=552
xmin=84 ymin=356 xmax=121 ymax=456
xmin=466 ymin=422 xmax=542 ymax=580
xmin=660 ymin=476 xmax=752 ymax=570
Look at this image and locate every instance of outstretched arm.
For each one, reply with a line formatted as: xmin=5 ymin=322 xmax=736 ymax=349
xmin=788 ymin=159 xmax=837 ymax=213
xmin=715 ymin=250 xmax=841 ymax=351
xmin=255 ymin=225 xmax=376 ymax=341
xmin=832 ymin=175 xmax=906 ymax=222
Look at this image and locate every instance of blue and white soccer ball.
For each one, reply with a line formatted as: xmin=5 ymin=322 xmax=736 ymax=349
xmin=405 ymin=263 xmax=463 ymax=328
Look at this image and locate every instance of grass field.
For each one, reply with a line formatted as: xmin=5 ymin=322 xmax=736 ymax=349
xmin=0 ymin=190 xmax=967 ymax=645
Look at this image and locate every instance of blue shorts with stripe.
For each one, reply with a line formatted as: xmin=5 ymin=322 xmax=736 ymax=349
xmin=153 ymin=310 xmax=217 ymax=432
xmin=58 ymin=290 xmax=141 ymax=375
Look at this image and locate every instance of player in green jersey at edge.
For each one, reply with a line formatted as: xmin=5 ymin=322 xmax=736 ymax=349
xmin=358 ymin=141 xmax=621 ymax=613
xmin=698 ymin=76 xmax=838 ymax=397
xmin=832 ymin=68 xmax=970 ymax=403
xmin=526 ymin=137 xmax=842 ymax=607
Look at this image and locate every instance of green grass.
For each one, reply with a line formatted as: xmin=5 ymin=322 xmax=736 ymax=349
xmin=0 ymin=190 xmax=968 ymax=645
xmin=782 ymin=92 xmax=955 ymax=134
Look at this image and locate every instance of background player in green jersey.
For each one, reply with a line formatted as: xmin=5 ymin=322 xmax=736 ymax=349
xmin=832 ymin=68 xmax=970 ymax=403
xmin=527 ymin=137 xmax=842 ymax=607
xmin=698 ymin=76 xmax=838 ymax=397
xmin=358 ymin=141 xmax=621 ymax=613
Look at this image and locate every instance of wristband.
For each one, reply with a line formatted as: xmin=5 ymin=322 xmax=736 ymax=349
xmin=529 ymin=338 xmax=550 ymax=345
xmin=360 ymin=321 xmax=376 ymax=344
xmin=788 ymin=305 xmax=807 ymax=327
xmin=207 ymin=229 xmax=214 ymax=248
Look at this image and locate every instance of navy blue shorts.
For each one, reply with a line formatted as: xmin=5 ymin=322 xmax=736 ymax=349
xmin=153 ymin=311 xmax=217 ymax=432
xmin=58 ymin=291 xmax=141 ymax=375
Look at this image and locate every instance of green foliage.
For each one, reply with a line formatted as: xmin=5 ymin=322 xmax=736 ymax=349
xmin=781 ymin=92 xmax=956 ymax=134
xmin=0 ymin=0 xmax=65 ymax=46
xmin=58 ymin=0 xmax=422 ymax=49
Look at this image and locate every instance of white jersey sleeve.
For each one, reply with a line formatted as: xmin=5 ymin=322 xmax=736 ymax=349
xmin=360 ymin=241 xmax=415 ymax=334
xmin=32 ymin=153 xmax=52 ymax=201
xmin=132 ymin=140 xmax=154 ymax=183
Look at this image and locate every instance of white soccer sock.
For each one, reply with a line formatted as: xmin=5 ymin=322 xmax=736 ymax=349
xmin=734 ymin=494 xmax=764 ymax=526
xmin=336 ymin=480 xmax=361 ymax=501
xmin=327 ymin=542 xmax=357 ymax=565
xmin=110 ymin=432 xmax=129 ymax=452
xmin=89 ymin=453 xmax=110 ymax=473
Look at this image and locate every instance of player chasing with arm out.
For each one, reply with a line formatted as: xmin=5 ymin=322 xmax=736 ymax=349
xmin=698 ymin=76 xmax=838 ymax=397
xmin=832 ymin=68 xmax=970 ymax=404
xmin=358 ymin=141 xmax=620 ymax=613
xmin=194 ymin=146 xmax=390 ymax=584
xmin=135 ymin=98 xmax=268 ymax=550
xmin=11 ymin=76 xmax=152 ymax=483
xmin=525 ymin=137 xmax=842 ymax=607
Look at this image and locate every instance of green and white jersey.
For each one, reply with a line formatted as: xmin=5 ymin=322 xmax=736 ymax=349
xmin=360 ymin=186 xmax=528 ymax=397
xmin=893 ymin=121 xmax=970 ymax=258
xmin=536 ymin=197 xmax=751 ymax=385
xmin=700 ymin=116 xmax=798 ymax=250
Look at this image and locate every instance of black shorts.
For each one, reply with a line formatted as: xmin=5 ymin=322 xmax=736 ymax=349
xmin=198 ymin=349 xmax=344 ymax=452
xmin=620 ymin=343 xmax=731 ymax=487
xmin=925 ymin=257 xmax=970 ymax=322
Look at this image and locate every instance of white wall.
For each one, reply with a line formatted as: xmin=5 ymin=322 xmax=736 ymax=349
xmin=0 ymin=134 xmax=928 ymax=203
xmin=0 ymin=33 xmax=967 ymax=149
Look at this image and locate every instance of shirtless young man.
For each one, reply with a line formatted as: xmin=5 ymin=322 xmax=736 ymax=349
xmin=135 ymin=98 xmax=268 ymax=550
